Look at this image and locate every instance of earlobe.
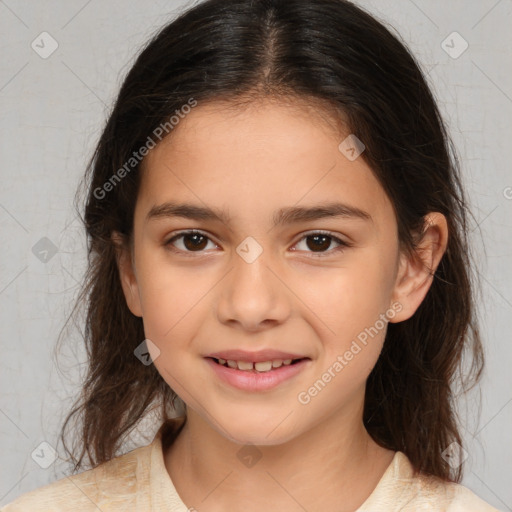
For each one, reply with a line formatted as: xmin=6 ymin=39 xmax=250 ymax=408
xmin=389 ymin=213 xmax=448 ymax=323
xmin=111 ymin=231 xmax=143 ymax=318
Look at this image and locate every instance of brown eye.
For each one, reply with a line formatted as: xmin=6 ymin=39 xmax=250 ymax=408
xmin=165 ymin=230 xmax=216 ymax=253
xmin=293 ymin=231 xmax=350 ymax=256
xmin=306 ymin=234 xmax=332 ymax=252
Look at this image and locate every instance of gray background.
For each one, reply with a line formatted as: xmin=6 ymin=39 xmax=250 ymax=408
xmin=0 ymin=0 xmax=511 ymax=509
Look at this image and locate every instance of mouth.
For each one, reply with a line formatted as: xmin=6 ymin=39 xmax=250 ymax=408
xmin=205 ymin=356 xmax=311 ymax=391
xmin=207 ymin=357 xmax=308 ymax=372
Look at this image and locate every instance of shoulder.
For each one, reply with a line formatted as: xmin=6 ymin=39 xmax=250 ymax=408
xmin=407 ymin=474 xmax=502 ymax=511
xmin=360 ymin=452 xmax=502 ymax=512
xmin=0 ymin=442 xmax=153 ymax=512
xmin=443 ymin=482 xmax=503 ymax=512
xmin=396 ymin=453 xmax=502 ymax=512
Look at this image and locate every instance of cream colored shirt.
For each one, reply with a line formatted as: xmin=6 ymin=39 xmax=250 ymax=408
xmin=1 ymin=418 xmax=500 ymax=511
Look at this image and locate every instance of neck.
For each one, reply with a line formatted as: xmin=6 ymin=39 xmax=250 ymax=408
xmin=164 ymin=401 xmax=396 ymax=512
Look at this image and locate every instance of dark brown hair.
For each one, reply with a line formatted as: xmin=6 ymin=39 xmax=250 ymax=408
xmin=59 ymin=0 xmax=484 ymax=482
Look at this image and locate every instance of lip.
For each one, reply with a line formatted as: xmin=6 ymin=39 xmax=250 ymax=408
xmin=205 ymin=357 xmax=310 ymax=392
xmin=205 ymin=349 xmax=307 ymax=363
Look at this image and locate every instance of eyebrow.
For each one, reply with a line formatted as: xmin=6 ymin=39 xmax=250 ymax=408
xmin=145 ymin=201 xmax=373 ymax=226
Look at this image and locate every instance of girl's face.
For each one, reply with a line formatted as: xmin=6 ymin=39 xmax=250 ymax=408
xmin=117 ymin=99 xmax=428 ymax=445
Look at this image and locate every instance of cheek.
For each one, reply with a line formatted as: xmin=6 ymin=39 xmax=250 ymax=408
xmin=295 ymin=253 xmax=395 ymax=381
xmin=300 ymin=254 xmax=396 ymax=333
xmin=295 ymin=270 xmax=390 ymax=410
xmin=136 ymin=263 xmax=209 ymax=391
xmin=133 ymin=248 xmax=202 ymax=341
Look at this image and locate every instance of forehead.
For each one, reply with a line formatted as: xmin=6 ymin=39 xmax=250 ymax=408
xmin=144 ymin=98 xmax=344 ymax=170
xmin=136 ymin=99 xmax=394 ymax=231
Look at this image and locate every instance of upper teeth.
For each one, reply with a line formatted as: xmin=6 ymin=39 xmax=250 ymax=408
xmin=218 ymin=358 xmax=294 ymax=372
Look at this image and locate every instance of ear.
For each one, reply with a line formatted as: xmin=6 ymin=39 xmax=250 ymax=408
xmin=389 ymin=212 xmax=448 ymax=323
xmin=111 ymin=231 xmax=143 ymax=318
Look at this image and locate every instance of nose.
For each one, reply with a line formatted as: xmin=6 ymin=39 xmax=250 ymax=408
xmin=215 ymin=245 xmax=291 ymax=332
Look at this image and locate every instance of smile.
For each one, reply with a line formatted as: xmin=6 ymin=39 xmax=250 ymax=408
xmin=205 ymin=357 xmax=310 ymax=391
xmin=213 ymin=357 xmax=301 ymax=372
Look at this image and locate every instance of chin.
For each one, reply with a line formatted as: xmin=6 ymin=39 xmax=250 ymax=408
xmin=211 ymin=411 xmax=301 ymax=447
xmin=225 ymin=428 xmax=297 ymax=447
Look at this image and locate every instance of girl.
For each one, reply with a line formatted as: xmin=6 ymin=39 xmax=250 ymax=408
xmin=2 ymin=0 xmax=501 ymax=510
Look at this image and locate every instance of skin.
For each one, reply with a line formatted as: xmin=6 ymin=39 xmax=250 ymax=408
xmin=115 ymin=98 xmax=448 ymax=512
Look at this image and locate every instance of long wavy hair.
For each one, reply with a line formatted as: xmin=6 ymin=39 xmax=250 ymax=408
xmin=58 ymin=0 xmax=484 ymax=482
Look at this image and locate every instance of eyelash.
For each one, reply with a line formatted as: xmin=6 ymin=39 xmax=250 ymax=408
xmin=164 ymin=229 xmax=351 ymax=258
